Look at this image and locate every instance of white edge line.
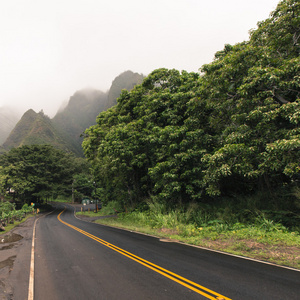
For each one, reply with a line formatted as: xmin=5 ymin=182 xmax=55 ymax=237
xmin=27 ymin=216 xmax=37 ymax=300
xmin=70 ymin=204 xmax=300 ymax=273
xmin=28 ymin=209 xmax=57 ymax=300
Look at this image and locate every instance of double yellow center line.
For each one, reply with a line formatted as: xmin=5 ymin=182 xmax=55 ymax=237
xmin=58 ymin=209 xmax=231 ymax=300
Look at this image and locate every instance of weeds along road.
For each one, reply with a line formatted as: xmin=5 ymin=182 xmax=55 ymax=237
xmin=33 ymin=204 xmax=299 ymax=300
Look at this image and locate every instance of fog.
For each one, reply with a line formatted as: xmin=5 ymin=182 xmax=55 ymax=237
xmin=0 ymin=0 xmax=279 ymax=117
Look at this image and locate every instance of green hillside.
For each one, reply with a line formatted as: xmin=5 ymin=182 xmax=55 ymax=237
xmin=2 ymin=109 xmax=71 ymax=152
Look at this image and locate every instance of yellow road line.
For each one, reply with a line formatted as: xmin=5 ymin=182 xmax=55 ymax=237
xmin=58 ymin=209 xmax=231 ymax=300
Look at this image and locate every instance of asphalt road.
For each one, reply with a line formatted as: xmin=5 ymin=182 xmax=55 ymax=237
xmin=32 ymin=204 xmax=299 ymax=300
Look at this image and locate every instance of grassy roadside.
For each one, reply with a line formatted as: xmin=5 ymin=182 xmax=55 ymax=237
xmin=77 ymin=203 xmax=300 ymax=270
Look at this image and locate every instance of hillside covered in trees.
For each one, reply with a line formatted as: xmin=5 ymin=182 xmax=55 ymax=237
xmin=2 ymin=109 xmax=72 ymax=153
xmin=83 ymin=0 xmax=299 ymax=210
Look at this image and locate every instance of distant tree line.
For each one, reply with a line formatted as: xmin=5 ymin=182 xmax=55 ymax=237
xmin=82 ymin=0 xmax=299 ymax=208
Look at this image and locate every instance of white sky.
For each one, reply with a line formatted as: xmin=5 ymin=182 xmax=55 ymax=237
xmin=0 ymin=0 xmax=279 ymax=117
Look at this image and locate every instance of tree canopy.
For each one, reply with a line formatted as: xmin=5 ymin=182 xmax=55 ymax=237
xmin=83 ymin=0 xmax=299 ymax=207
xmin=0 ymin=145 xmax=84 ymax=203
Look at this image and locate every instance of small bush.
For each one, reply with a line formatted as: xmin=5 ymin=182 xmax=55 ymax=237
xmin=100 ymin=200 xmax=123 ymax=215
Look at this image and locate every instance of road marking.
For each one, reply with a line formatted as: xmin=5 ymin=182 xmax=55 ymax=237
xmin=58 ymin=208 xmax=231 ymax=300
xmin=28 ymin=217 xmax=38 ymax=300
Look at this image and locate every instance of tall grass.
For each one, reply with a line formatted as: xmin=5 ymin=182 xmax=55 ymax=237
xmin=99 ymin=189 xmax=300 ymax=241
xmin=99 ymin=198 xmax=300 ymax=251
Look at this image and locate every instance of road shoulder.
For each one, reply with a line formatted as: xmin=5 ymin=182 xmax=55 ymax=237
xmin=0 ymin=216 xmax=36 ymax=300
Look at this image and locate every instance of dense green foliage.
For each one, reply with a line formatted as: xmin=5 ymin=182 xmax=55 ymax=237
xmin=0 ymin=202 xmax=34 ymax=226
xmin=83 ymin=0 xmax=299 ymax=209
xmin=0 ymin=145 xmax=87 ymax=203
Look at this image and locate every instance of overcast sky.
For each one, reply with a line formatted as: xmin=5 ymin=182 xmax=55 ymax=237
xmin=0 ymin=0 xmax=279 ymax=117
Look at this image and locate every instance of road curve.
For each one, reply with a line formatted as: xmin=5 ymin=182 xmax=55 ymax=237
xmin=33 ymin=204 xmax=299 ymax=300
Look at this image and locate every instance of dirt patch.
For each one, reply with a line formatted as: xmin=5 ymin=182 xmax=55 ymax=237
xmin=0 ymin=233 xmax=23 ymax=244
xmin=159 ymin=238 xmax=177 ymax=242
xmin=0 ymin=244 xmax=14 ymax=251
xmin=0 ymin=256 xmax=16 ymax=270
xmin=0 ymin=279 xmax=5 ymax=289
xmin=157 ymin=228 xmax=180 ymax=236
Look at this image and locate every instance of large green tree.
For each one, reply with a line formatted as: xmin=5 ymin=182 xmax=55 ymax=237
xmin=0 ymin=145 xmax=81 ymax=203
xmin=199 ymin=0 xmax=299 ymax=196
xmin=83 ymin=69 xmax=212 ymax=205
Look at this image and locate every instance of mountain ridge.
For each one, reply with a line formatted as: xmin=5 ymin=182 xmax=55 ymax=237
xmin=2 ymin=109 xmax=71 ymax=152
xmin=1 ymin=70 xmax=144 ymax=156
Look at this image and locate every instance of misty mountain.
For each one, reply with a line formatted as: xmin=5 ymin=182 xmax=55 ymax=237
xmin=107 ymin=70 xmax=144 ymax=108
xmin=53 ymin=70 xmax=144 ymax=155
xmin=2 ymin=109 xmax=71 ymax=152
xmin=52 ymin=89 xmax=108 ymax=156
xmin=0 ymin=107 xmax=21 ymax=144
xmin=1 ymin=70 xmax=144 ymax=156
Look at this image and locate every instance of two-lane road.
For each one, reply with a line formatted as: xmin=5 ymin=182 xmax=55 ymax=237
xmin=33 ymin=205 xmax=299 ymax=299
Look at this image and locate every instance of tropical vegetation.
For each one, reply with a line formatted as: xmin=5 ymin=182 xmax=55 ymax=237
xmin=0 ymin=202 xmax=34 ymax=230
xmin=83 ymin=0 xmax=299 ymax=218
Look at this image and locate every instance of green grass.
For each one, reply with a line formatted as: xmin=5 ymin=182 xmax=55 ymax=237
xmin=51 ymin=197 xmax=72 ymax=203
xmin=77 ymin=210 xmax=100 ymax=217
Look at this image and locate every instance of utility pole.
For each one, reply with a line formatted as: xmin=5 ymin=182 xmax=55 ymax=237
xmin=72 ymin=180 xmax=74 ymax=204
xmin=94 ymin=181 xmax=98 ymax=213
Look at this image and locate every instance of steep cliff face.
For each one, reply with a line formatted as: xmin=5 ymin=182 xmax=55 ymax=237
xmin=107 ymin=70 xmax=144 ymax=108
